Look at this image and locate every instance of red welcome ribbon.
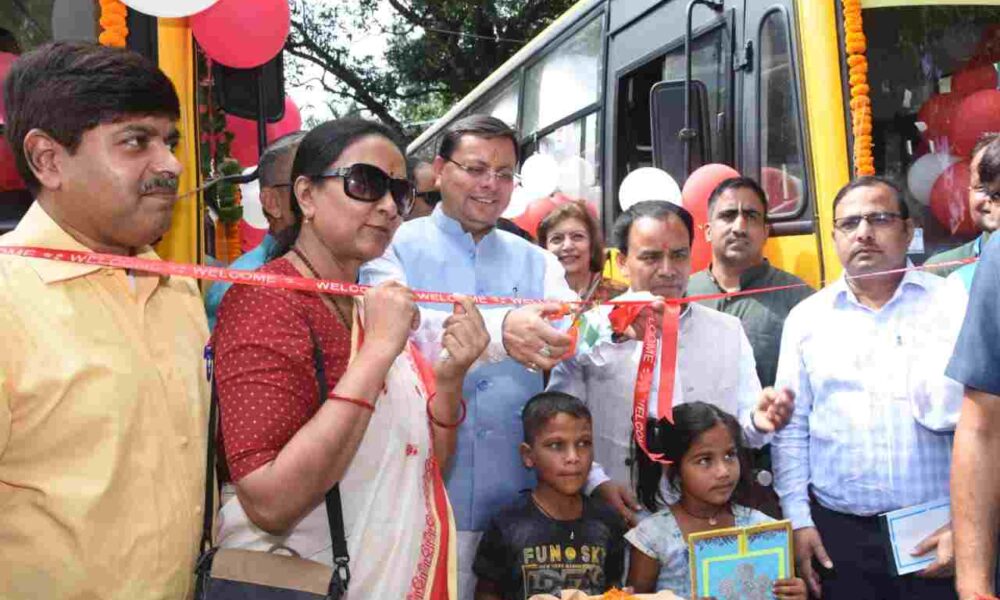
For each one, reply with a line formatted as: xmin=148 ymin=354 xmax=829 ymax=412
xmin=0 ymin=245 xmax=978 ymax=467
xmin=631 ymin=303 xmax=681 ymax=465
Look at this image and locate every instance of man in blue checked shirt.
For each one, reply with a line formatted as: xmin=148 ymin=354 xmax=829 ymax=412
xmin=772 ymin=176 xmax=965 ymax=599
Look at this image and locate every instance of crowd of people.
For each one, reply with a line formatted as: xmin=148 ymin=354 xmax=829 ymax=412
xmin=2 ymin=40 xmax=1000 ymax=600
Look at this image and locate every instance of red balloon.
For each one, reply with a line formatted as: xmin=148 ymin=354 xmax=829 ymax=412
xmin=0 ymin=52 xmax=17 ymax=124
xmin=513 ymin=196 xmax=557 ymax=238
xmin=265 ymin=97 xmax=301 ymax=140
xmin=682 ymin=163 xmax=740 ymax=272
xmin=952 ymin=64 xmax=999 ymax=95
xmin=0 ymin=136 xmax=25 ymax=191
xmin=918 ymin=93 xmax=965 ymax=144
xmin=946 ymin=89 xmax=1000 ymax=156
xmin=192 ymin=0 xmax=289 ymax=69
xmin=930 ymin=161 xmax=977 ymax=236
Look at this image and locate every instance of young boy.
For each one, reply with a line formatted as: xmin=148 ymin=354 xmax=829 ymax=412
xmin=473 ymin=391 xmax=626 ymax=600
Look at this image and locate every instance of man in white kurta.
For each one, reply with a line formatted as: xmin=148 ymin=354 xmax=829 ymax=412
xmin=548 ymin=199 xmax=794 ymax=522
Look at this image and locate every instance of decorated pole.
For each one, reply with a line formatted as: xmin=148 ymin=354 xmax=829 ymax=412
xmin=843 ymin=0 xmax=874 ymax=177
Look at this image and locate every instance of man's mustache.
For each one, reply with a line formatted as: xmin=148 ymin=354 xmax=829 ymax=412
xmin=139 ymin=175 xmax=179 ymax=195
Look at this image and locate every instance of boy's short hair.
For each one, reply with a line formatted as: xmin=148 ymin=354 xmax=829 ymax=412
xmin=521 ymin=391 xmax=592 ymax=444
xmin=3 ymin=41 xmax=180 ymax=193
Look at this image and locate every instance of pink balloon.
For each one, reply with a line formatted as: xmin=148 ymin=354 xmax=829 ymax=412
xmin=265 ymin=97 xmax=301 ymax=140
xmin=192 ymin=0 xmax=290 ymax=69
xmin=226 ymin=97 xmax=302 ymax=167
xmin=225 ymin=113 xmax=261 ymax=167
xmin=682 ymin=163 xmax=741 ymax=272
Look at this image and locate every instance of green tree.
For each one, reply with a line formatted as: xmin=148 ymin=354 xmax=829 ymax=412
xmin=285 ymin=0 xmax=576 ymax=135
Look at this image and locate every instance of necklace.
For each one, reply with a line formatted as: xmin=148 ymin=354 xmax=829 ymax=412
xmin=531 ymin=492 xmax=581 ymax=540
xmin=676 ymin=501 xmax=729 ymax=526
xmin=292 ymin=246 xmax=352 ymax=330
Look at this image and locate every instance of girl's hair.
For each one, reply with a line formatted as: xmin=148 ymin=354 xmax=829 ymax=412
xmin=634 ymin=401 xmax=751 ymax=513
xmin=535 ymin=196 xmax=605 ymax=274
xmin=270 ymin=117 xmax=407 ymax=258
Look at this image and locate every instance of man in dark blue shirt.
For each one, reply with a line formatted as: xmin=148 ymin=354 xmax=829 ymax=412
xmin=948 ymin=136 xmax=1000 ymax=600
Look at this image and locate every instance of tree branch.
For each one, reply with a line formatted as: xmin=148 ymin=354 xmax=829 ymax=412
xmin=285 ymin=21 xmax=403 ymax=130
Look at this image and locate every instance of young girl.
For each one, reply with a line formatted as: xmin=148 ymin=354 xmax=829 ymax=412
xmin=625 ymin=402 xmax=806 ymax=599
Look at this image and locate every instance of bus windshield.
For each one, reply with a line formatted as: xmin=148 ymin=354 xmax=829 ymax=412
xmin=855 ymin=3 xmax=999 ymax=260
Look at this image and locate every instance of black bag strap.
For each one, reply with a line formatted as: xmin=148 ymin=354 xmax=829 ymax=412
xmin=199 ymin=333 xmax=351 ymax=596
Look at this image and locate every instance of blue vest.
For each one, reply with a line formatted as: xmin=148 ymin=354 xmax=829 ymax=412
xmin=380 ymin=208 xmax=550 ymax=531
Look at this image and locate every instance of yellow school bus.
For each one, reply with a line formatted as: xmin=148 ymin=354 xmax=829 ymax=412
xmin=407 ymin=0 xmax=1000 ymax=287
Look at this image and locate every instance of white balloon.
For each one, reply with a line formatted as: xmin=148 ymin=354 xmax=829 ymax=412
xmin=556 ymin=156 xmax=596 ymax=198
xmin=520 ymin=153 xmax=559 ymax=199
xmin=121 ymin=0 xmax=220 ymax=18
xmin=907 ymin=152 xmax=960 ymax=205
xmin=239 ymin=166 xmax=268 ymax=229
xmin=618 ymin=167 xmax=682 ymax=211
xmin=502 ymin=185 xmax=531 ymax=219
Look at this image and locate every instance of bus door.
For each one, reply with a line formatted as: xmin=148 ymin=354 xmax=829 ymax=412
xmin=608 ymin=0 xmax=740 ymax=222
xmin=740 ymin=0 xmax=823 ymax=285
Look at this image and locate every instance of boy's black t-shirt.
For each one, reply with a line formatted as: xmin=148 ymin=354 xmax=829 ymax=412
xmin=473 ymin=492 xmax=626 ymax=600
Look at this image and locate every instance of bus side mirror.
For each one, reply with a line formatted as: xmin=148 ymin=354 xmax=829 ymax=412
xmin=212 ymin=53 xmax=286 ymax=123
xmin=650 ymin=79 xmax=710 ymax=182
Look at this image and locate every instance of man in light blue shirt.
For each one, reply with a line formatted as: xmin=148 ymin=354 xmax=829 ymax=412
xmin=773 ymin=176 xmax=964 ymax=599
xmin=204 ymin=131 xmax=304 ymax=330
xmin=360 ymin=115 xmax=579 ymax=597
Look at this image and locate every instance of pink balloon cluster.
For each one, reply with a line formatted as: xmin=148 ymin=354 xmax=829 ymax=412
xmin=192 ymin=0 xmax=290 ymax=69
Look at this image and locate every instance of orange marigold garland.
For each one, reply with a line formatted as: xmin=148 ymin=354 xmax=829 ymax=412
xmin=843 ymin=0 xmax=874 ymax=176
xmin=98 ymin=0 xmax=129 ymax=48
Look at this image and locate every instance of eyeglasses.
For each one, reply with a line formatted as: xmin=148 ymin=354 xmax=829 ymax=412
xmin=971 ymin=185 xmax=1000 ymax=204
xmin=833 ymin=211 xmax=903 ymax=232
xmin=317 ymin=163 xmax=413 ymax=216
xmin=445 ymin=158 xmax=519 ymax=184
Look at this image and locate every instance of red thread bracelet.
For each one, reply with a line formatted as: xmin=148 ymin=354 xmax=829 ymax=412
xmin=330 ymin=393 xmax=374 ymax=412
xmin=426 ymin=393 xmax=467 ymax=429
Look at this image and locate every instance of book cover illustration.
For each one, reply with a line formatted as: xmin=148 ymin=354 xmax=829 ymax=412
xmin=688 ymin=520 xmax=794 ymax=600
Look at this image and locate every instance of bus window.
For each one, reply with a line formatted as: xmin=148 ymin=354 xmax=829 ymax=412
xmin=474 ymin=76 xmax=519 ymax=129
xmin=758 ymin=8 xmax=807 ymax=219
xmin=533 ymin=111 xmax=601 ymax=209
xmin=522 ymin=16 xmax=602 ymax=136
xmin=663 ymin=23 xmax=731 ymax=167
xmin=854 ymin=5 xmax=999 ymax=260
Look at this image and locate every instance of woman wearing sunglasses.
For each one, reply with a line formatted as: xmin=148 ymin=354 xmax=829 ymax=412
xmin=212 ymin=118 xmax=489 ymax=597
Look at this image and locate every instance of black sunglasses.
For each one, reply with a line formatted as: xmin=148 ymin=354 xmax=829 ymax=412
xmin=317 ymin=163 xmax=414 ymax=216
